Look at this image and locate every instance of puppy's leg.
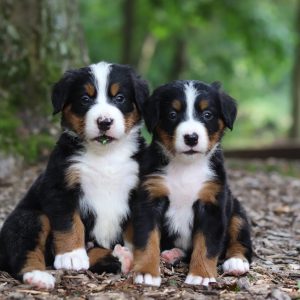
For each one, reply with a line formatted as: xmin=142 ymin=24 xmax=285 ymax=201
xmin=0 ymin=210 xmax=55 ymax=289
xmin=185 ymin=193 xmax=226 ymax=286
xmin=223 ymin=199 xmax=252 ymax=276
xmin=133 ymin=228 xmax=161 ymax=287
xmin=110 ymin=222 xmax=135 ymax=274
xmin=132 ymin=187 xmax=167 ymax=286
xmin=52 ymin=212 xmax=89 ymax=271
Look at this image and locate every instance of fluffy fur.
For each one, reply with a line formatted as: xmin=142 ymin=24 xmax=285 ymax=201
xmin=132 ymin=80 xmax=252 ymax=286
xmin=0 ymin=61 xmax=149 ymax=289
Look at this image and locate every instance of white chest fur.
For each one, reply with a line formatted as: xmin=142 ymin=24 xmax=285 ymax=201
xmin=70 ymin=134 xmax=139 ymax=249
xmin=163 ymin=156 xmax=214 ymax=250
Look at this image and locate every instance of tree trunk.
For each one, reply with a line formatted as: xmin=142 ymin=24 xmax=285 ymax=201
xmin=137 ymin=34 xmax=157 ymax=75
xmin=121 ymin=0 xmax=135 ymax=65
xmin=0 ymin=0 xmax=89 ymax=113
xmin=291 ymin=0 xmax=300 ymax=140
xmin=168 ymin=38 xmax=187 ymax=81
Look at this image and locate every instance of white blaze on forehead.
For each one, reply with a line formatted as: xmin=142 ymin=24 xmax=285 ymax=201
xmin=174 ymin=81 xmax=208 ymax=155
xmin=85 ymin=62 xmax=125 ymax=140
xmin=90 ymin=61 xmax=111 ymax=104
xmin=184 ymin=82 xmax=198 ymax=120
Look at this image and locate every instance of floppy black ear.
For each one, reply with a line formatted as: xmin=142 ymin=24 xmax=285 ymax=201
xmin=51 ymin=70 xmax=75 ymax=115
xmin=211 ymin=81 xmax=222 ymax=90
xmin=219 ymin=92 xmax=237 ymax=130
xmin=131 ymin=72 xmax=150 ymax=113
xmin=211 ymin=81 xmax=237 ymax=130
xmin=143 ymin=91 xmax=160 ymax=133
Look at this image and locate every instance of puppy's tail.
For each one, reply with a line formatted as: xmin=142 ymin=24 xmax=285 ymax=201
xmin=88 ymin=244 xmax=134 ymax=275
xmin=88 ymin=248 xmax=122 ymax=274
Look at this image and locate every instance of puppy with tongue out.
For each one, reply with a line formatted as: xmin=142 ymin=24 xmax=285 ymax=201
xmin=0 ymin=61 xmax=148 ymax=290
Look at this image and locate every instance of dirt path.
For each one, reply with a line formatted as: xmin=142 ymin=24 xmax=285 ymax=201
xmin=0 ymin=161 xmax=299 ymax=299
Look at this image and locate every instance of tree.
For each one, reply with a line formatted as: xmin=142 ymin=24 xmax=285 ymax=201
xmin=0 ymin=0 xmax=88 ymax=111
xmin=291 ymin=0 xmax=300 ymax=140
xmin=0 ymin=0 xmax=89 ymax=160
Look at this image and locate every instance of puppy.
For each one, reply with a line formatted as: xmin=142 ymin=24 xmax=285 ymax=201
xmin=0 ymin=61 xmax=148 ymax=289
xmin=132 ymin=80 xmax=252 ymax=286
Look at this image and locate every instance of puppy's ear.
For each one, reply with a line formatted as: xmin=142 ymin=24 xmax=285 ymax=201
xmin=211 ymin=81 xmax=237 ymax=130
xmin=51 ymin=70 xmax=75 ymax=115
xmin=131 ymin=71 xmax=150 ymax=113
xmin=219 ymin=92 xmax=237 ymax=130
xmin=143 ymin=91 xmax=160 ymax=133
xmin=211 ymin=81 xmax=222 ymax=90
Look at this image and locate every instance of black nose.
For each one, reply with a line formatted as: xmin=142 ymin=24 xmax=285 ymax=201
xmin=97 ymin=118 xmax=113 ymax=132
xmin=184 ymin=133 xmax=198 ymax=147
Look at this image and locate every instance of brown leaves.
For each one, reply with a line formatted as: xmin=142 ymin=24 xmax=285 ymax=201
xmin=0 ymin=160 xmax=300 ymax=299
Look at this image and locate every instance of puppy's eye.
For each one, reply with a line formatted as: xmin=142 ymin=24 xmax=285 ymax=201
xmin=203 ymin=110 xmax=213 ymax=121
xmin=81 ymin=95 xmax=90 ymax=102
xmin=114 ymin=94 xmax=125 ymax=103
xmin=168 ymin=111 xmax=177 ymax=120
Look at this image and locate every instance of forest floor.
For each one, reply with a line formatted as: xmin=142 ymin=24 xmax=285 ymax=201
xmin=0 ymin=159 xmax=299 ymax=300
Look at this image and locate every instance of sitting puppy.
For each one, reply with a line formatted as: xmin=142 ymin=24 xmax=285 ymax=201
xmin=0 ymin=61 xmax=148 ymax=289
xmin=132 ymin=80 xmax=252 ymax=286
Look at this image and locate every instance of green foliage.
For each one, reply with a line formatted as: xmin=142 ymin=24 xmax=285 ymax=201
xmin=79 ymin=0 xmax=297 ymax=148
xmin=1 ymin=0 xmax=297 ymax=162
xmin=0 ymin=100 xmax=55 ymax=163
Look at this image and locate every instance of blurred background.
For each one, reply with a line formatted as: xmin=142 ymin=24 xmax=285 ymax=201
xmin=0 ymin=0 xmax=299 ymax=171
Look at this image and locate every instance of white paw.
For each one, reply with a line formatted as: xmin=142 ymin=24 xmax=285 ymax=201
xmin=112 ymin=244 xmax=133 ymax=274
xmin=134 ymin=273 xmax=161 ymax=286
xmin=185 ymin=274 xmax=216 ymax=286
xmin=161 ymin=248 xmax=185 ymax=265
xmin=23 ymin=270 xmax=55 ymax=290
xmin=54 ymin=248 xmax=89 ymax=270
xmin=222 ymin=257 xmax=250 ymax=276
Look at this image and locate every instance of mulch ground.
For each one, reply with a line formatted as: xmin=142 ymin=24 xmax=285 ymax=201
xmin=0 ymin=160 xmax=299 ymax=300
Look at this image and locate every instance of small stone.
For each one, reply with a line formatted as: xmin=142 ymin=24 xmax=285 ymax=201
xmin=237 ymin=277 xmax=250 ymax=290
xmin=269 ymin=289 xmax=291 ymax=300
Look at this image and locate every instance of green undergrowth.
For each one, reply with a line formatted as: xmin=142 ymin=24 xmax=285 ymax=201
xmin=0 ymin=103 xmax=55 ymax=163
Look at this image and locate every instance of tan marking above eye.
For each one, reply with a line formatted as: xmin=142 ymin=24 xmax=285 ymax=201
xmin=110 ymin=83 xmax=120 ymax=97
xmin=85 ymin=83 xmax=96 ymax=97
xmin=199 ymin=100 xmax=209 ymax=111
xmin=172 ymin=99 xmax=182 ymax=111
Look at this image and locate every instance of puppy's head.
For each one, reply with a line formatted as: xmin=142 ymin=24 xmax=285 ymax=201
xmin=144 ymin=80 xmax=237 ymax=158
xmin=52 ymin=61 xmax=149 ymax=145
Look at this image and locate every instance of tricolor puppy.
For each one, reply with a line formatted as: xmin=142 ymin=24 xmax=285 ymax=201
xmin=0 ymin=61 xmax=148 ymax=289
xmin=132 ymin=80 xmax=252 ymax=286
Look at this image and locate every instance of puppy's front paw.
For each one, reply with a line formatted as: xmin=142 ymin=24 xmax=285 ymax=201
xmin=112 ymin=244 xmax=133 ymax=274
xmin=134 ymin=273 xmax=161 ymax=286
xmin=23 ymin=270 xmax=55 ymax=290
xmin=222 ymin=257 xmax=249 ymax=276
xmin=185 ymin=274 xmax=216 ymax=286
xmin=54 ymin=248 xmax=89 ymax=270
